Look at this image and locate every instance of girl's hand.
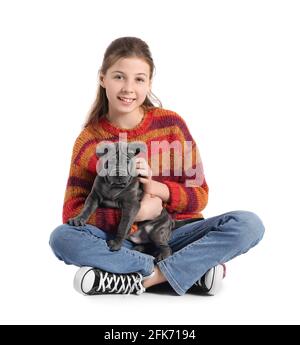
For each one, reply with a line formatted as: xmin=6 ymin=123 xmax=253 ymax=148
xmin=135 ymin=193 xmax=163 ymax=222
xmin=134 ymin=157 xmax=153 ymax=194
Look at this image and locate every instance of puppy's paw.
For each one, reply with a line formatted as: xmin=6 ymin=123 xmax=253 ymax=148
xmin=155 ymin=249 xmax=172 ymax=262
xmin=67 ymin=217 xmax=86 ymax=227
xmin=107 ymin=239 xmax=122 ymax=251
xmin=132 ymin=244 xmax=146 ymax=253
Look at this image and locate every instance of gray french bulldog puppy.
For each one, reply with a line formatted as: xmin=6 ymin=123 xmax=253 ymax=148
xmin=67 ymin=141 xmax=201 ymax=261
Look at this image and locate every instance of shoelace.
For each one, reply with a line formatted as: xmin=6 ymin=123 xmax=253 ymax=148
xmin=96 ymin=271 xmax=145 ymax=294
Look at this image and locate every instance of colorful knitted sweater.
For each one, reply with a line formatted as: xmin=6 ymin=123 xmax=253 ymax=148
xmin=62 ymin=107 xmax=209 ymax=234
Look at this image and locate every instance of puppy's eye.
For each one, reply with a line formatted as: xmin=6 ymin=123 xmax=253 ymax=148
xmin=135 ymin=148 xmax=140 ymax=155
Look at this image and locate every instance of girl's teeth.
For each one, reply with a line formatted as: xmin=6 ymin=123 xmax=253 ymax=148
xmin=120 ymin=97 xmax=134 ymax=103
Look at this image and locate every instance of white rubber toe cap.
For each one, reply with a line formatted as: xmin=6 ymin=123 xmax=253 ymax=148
xmin=203 ymin=264 xmax=224 ymax=296
xmin=73 ymin=266 xmax=95 ymax=295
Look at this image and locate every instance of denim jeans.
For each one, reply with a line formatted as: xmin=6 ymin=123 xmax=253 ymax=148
xmin=49 ymin=210 xmax=264 ymax=295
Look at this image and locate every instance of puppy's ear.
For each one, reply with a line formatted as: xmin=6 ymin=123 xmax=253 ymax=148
xmin=128 ymin=141 xmax=147 ymax=157
xmin=96 ymin=142 xmax=115 ymax=157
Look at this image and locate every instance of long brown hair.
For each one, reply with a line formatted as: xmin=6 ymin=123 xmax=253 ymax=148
xmin=84 ymin=37 xmax=162 ymax=128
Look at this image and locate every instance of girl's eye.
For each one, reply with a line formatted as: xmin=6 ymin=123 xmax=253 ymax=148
xmin=114 ymin=75 xmax=145 ymax=83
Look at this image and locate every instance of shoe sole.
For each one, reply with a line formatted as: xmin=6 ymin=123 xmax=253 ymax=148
xmin=73 ymin=266 xmax=95 ymax=295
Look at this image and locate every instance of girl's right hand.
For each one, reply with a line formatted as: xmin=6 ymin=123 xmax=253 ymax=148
xmin=135 ymin=193 xmax=163 ymax=222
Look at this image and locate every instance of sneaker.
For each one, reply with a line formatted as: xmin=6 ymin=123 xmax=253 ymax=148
xmin=73 ymin=266 xmax=154 ymax=296
xmin=195 ymin=264 xmax=226 ymax=296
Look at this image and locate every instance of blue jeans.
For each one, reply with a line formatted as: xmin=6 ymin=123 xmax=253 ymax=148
xmin=49 ymin=210 xmax=264 ymax=295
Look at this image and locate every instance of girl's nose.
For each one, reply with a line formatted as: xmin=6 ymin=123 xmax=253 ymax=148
xmin=121 ymin=83 xmax=135 ymax=93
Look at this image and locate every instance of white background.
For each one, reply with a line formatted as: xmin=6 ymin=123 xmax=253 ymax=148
xmin=0 ymin=0 xmax=299 ymax=325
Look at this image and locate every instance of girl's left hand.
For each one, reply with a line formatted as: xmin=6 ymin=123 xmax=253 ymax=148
xmin=134 ymin=157 xmax=153 ymax=194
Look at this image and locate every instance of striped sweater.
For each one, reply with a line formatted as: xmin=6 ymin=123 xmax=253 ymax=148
xmin=63 ymin=107 xmax=209 ymax=234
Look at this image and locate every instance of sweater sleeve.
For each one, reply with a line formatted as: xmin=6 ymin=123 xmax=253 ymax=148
xmin=62 ymin=133 xmax=95 ymax=224
xmin=163 ymin=115 xmax=209 ymax=215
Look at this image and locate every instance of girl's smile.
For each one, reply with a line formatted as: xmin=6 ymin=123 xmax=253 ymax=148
xmin=117 ymin=96 xmax=136 ymax=105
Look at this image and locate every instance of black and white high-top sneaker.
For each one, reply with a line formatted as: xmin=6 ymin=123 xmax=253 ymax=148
xmin=73 ymin=267 xmax=154 ymax=296
xmin=194 ymin=264 xmax=226 ymax=296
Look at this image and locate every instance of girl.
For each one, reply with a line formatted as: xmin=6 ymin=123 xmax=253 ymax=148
xmin=49 ymin=37 xmax=264 ymax=296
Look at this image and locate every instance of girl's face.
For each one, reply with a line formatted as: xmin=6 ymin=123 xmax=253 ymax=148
xmin=100 ymin=57 xmax=152 ymax=116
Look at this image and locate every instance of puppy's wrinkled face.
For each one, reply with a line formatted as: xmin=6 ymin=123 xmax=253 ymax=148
xmin=105 ymin=143 xmax=134 ymax=186
xmin=96 ymin=141 xmax=146 ymax=187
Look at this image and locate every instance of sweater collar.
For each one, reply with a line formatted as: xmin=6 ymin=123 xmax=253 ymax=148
xmin=99 ymin=107 xmax=154 ymax=138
